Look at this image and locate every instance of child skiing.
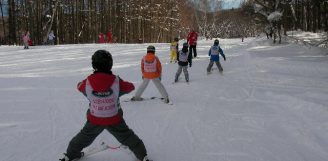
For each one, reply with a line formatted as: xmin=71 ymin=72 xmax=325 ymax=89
xmin=131 ymin=45 xmax=170 ymax=104
xmin=59 ymin=50 xmax=151 ymax=161
xmin=169 ymin=37 xmax=179 ymax=63
xmin=175 ymin=43 xmax=191 ymax=83
xmin=207 ymin=39 xmax=226 ymax=74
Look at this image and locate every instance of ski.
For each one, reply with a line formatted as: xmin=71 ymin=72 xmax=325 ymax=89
xmin=172 ymin=81 xmax=189 ymax=85
xmin=83 ymin=142 xmax=112 ymax=156
xmin=123 ymin=97 xmax=173 ymax=105
xmin=123 ymin=97 xmax=158 ymax=102
xmin=60 ymin=142 xmax=112 ymax=161
xmin=208 ymin=68 xmax=223 ymax=75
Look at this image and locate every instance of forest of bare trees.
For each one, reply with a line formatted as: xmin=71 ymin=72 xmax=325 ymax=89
xmin=248 ymin=0 xmax=328 ymax=43
xmin=3 ymin=0 xmax=182 ymax=45
xmin=0 ymin=0 xmax=327 ymax=45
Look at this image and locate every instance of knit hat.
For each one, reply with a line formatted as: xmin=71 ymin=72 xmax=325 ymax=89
xmin=92 ymin=50 xmax=113 ymax=71
xmin=147 ymin=45 xmax=155 ymax=53
xmin=214 ymin=39 xmax=219 ymax=45
xmin=182 ymin=43 xmax=188 ymax=52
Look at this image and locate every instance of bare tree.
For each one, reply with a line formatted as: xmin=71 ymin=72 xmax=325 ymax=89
xmin=0 ymin=0 xmax=6 ymax=42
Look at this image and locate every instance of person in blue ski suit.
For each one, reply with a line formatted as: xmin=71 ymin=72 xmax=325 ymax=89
xmin=207 ymin=39 xmax=226 ymax=74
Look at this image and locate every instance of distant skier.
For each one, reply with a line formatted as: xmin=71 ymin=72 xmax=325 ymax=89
xmin=207 ymin=39 xmax=226 ymax=74
xmin=98 ymin=32 xmax=105 ymax=43
xmin=48 ymin=30 xmax=56 ymax=45
xmin=107 ymin=29 xmax=112 ymax=43
xmin=59 ymin=50 xmax=151 ymax=161
xmin=187 ymin=29 xmax=198 ymax=58
xmin=131 ymin=45 xmax=170 ymax=104
xmin=169 ymin=37 xmax=179 ymax=63
xmin=22 ymin=31 xmax=30 ymax=49
xmin=175 ymin=43 xmax=191 ymax=83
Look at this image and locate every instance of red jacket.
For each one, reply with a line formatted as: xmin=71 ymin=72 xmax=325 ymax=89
xmin=107 ymin=31 xmax=112 ymax=43
xmin=77 ymin=72 xmax=134 ymax=125
xmin=187 ymin=31 xmax=198 ymax=45
xmin=98 ymin=33 xmax=105 ymax=43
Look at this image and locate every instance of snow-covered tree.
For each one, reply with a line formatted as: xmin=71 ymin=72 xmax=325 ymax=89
xmin=253 ymin=0 xmax=286 ymax=43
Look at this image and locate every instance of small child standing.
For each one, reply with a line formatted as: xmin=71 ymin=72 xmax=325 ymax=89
xmin=60 ymin=50 xmax=150 ymax=161
xmin=169 ymin=37 xmax=179 ymax=63
xmin=175 ymin=43 xmax=191 ymax=83
xmin=131 ymin=45 xmax=170 ymax=104
xmin=207 ymin=39 xmax=226 ymax=74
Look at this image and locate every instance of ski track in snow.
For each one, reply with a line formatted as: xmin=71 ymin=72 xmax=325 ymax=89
xmin=1 ymin=36 xmax=328 ymax=161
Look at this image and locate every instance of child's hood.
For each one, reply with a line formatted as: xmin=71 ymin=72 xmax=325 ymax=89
xmin=144 ymin=53 xmax=156 ymax=62
xmin=87 ymin=73 xmax=116 ymax=92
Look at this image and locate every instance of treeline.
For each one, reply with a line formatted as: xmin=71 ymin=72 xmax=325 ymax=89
xmin=288 ymin=0 xmax=328 ymax=32
xmin=1 ymin=0 xmax=327 ymax=45
xmin=243 ymin=0 xmax=328 ymax=43
xmin=4 ymin=0 xmax=182 ymax=45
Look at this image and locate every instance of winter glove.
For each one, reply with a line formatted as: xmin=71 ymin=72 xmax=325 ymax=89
xmin=189 ymin=63 xmax=192 ymax=67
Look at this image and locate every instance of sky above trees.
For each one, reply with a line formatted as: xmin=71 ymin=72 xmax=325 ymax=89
xmin=221 ymin=0 xmax=242 ymax=9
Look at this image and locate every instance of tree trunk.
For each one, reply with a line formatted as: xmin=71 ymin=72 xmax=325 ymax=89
xmin=0 ymin=0 xmax=6 ymax=41
xmin=43 ymin=0 xmax=59 ymax=44
xmin=8 ymin=0 xmax=17 ymax=45
xmin=325 ymin=2 xmax=328 ymax=31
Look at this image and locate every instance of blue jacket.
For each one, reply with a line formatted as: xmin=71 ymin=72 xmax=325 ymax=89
xmin=208 ymin=45 xmax=225 ymax=61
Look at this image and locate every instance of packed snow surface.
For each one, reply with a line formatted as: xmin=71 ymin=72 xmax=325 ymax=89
xmin=0 ymin=36 xmax=328 ymax=161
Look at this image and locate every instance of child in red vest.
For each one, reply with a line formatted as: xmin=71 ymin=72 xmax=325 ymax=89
xmin=60 ymin=50 xmax=151 ymax=161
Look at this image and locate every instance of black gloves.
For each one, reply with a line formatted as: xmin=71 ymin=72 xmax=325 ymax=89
xmin=189 ymin=63 xmax=192 ymax=67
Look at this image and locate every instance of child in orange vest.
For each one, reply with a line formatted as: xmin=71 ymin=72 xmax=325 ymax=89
xmin=131 ymin=46 xmax=170 ymax=104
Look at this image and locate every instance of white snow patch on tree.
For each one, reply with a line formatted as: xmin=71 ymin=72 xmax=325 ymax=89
xmin=268 ymin=11 xmax=282 ymax=22
xmin=254 ymin=4 xmax=263 ymax=13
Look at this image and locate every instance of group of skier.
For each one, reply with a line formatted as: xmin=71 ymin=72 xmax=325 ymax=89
xmin=21 ymin=30 xmax=56 ymax=49
xmin=21 ymin=29 xmax=112 ymax=49
xmin=98 ymin=29 xmax=113 ymax=43
xmin=59 ymin=30 xmax=226 ymax=161
xmin=171 ymin=30 xmax=226 ymax=78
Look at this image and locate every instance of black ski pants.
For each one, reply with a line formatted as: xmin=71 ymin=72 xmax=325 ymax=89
xmin=66 ymin=119 xmax=147 ymax=161
xmin=189 ymin=45 xmax=197 ymax=58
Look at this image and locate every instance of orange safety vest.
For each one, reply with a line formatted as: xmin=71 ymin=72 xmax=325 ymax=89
xmin=141 ymin=53 xmax=162 ymax=79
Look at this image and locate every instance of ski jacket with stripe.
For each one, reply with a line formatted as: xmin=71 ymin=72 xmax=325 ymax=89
xmin=208 ymin=45 xmax=226 ymax=61
xmin=141 ymin=53 xmax=162 ymax=79
xmin=77 ymin=71 xmax=134 ymax=126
